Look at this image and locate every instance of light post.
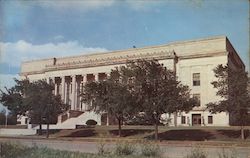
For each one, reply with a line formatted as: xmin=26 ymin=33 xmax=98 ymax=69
xmin=5 ymin=109 xmax=7 ymax=128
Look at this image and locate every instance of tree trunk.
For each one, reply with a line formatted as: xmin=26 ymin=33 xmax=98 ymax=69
xmin=46 ymin=123 xmax=49 ymax=138
xmin=118 ymin=118 xmax=122 ymax=137
xmin=174 ymin=111 xmax=177 ymax=127
xmin=106 ymin=112 xmax=109 ymax=126
xmin=154 ymin=122 xmax=158 ymax=140
xmin=39 ymin=124 xmax=42 ymax=135
xmin=241 ymin=125 xmax=245 ymax=140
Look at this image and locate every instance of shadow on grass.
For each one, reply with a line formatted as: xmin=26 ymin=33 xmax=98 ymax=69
xmin=39 ymin=129 xmax=61 ymax=135
xmin=145 ymin=129 xmax=215 ymax=141
xmin=109 ymin=129 xmax=154 ymax=137
xmin=217 ymin=129 xmax=249 ymax=139
xmin=63 ymin=129 xmax=96 ymax=137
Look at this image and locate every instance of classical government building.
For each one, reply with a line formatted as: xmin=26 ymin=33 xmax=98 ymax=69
xmin=19 ymin=36 xmax=245 ymax=129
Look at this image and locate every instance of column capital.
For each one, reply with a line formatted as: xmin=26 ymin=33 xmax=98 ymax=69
xmin=71 ymin=75 xmax=76 ymax=78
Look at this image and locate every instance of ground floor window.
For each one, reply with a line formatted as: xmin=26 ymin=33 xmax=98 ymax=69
xmin=208 ymin=116 xmax=213 ymax=124
xmin=181 ymin=116 xmax=186 ymax=124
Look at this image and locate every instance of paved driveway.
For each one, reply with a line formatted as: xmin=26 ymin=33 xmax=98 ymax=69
xmin=0 ymin=138 xmax=250 ymax=158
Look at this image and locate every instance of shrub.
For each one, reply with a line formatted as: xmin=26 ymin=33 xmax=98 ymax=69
xmin=185 ymin=148 xmax=207 ymax=158
xmin=140 ymin=141 xmax=162 ymax=157
xmin=97 ymin=139 xmax=110 ymax=155
xmin=0 ymin=142 xmax=29 ymax=158
xmin=218 ymin=148 xmax=238 ymax=158
xmin=114 ymin=141 xmax=135 ymax=156
xmin=86 ymin=119 xmax=97 ymax=125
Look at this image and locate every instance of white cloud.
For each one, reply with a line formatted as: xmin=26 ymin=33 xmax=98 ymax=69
xmin=0 ymin=40 xmax=108 ymax=67
xmin=53 ymin=35 xmax=64 ymax=41
xmin=125 ymin=0 xmax=164 ymax=11
xmin=35 ymin=0 xmax=115 ymax=11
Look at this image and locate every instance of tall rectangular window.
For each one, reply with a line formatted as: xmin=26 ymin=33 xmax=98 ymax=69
xmin=193 ymin=73 xmax=200 ymax=86
xmin=193 ymin=94 xmax=201 ymax=106
xmin=208 ymin=116 xmax=213 ymax=124
xmin=181 ymin=116 xmax=186 ymax=124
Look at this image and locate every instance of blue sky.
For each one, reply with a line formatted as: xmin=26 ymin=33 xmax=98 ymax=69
xmin=0 ymin=0 xmax=249 ymax=90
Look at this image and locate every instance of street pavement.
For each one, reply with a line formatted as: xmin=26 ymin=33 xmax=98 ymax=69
xmin=0 ymin=137 xmax=250 ymax=158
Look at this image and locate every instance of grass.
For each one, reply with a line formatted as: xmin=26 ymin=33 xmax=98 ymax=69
xmin=0 ymin=142 xmax=241 ymax=158
xmin=50 ymin=125 xmax=250 ymax=142
xmin=0 ymin=142 xmax=162 ymax=158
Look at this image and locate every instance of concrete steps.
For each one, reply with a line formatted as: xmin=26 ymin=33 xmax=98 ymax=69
xmin=32 ymin=111 xmax=101 ymax=130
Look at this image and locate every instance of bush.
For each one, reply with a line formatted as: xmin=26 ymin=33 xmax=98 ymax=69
xmin=140 ymin=141 xmax=162 ymax=157
xmin=97 ymin=139 xmax=110 ymax=155
xmin=114 ymin=141 xmax=135 ymax=156
xmin=218 ymin=148 xmax=238 ymax=158
xmin=86 ymin=119 xmax=97 ymax=126
xmin=185 ymin=148 xmax=207 ymax=158
xmin=0 ymin=142 xmax=29 ymax=158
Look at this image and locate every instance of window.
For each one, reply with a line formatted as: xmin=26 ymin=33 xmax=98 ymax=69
xmin=208 ymin=116 xmax=213 ymax=124
xmin=193 ymin=94 xmax=201 ymax=106
xmin=193 ymin=73 xmax=200 ymax=86
xmin=181 ymin=116 xmax=186 ymax=124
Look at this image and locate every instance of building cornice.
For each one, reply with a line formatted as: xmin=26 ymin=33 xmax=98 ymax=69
xmin=20 ymin=51 xmax=228 ymax=76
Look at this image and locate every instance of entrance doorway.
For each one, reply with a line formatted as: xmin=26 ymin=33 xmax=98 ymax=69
xmin=192 ymin=114 xmax=201 ymax=126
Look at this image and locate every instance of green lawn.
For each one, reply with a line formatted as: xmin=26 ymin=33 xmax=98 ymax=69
xmin=50 ymin=125 xmax=250 ymax=142
xmin=0 ymin=143 xmax=162 ymax=158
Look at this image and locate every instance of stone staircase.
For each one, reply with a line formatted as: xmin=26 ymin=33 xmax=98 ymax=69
xmin=32 ymin=110 xmax=101 ymax=130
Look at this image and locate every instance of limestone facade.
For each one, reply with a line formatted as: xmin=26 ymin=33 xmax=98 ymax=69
xmin=20 ymin=36 xmax=245 ymax=127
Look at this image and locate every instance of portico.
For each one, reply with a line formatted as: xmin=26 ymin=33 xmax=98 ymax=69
xmin=47 ymin=73 xmax=108 ymax=111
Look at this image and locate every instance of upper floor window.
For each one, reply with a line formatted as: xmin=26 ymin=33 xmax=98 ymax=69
xmin=208 ymin=116 xmax=213 ymax=124
xmin=193 ymin=93 xmax=201 ymax=106
xmin=181 ymin=116 xmax=186 ymax=124
xmin=193 ymin=73 xmax=200 ymax=86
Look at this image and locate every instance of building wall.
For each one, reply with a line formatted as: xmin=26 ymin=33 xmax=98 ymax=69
xmin=20 ymin=36 xmax=244 ymax=127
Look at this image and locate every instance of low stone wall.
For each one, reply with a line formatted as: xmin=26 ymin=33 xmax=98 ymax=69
xmin=0 ymin=128 xmax=36 ymax=136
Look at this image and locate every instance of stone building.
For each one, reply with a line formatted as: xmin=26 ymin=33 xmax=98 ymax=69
xmin=20 ymin=36 xmax=245 ymax=128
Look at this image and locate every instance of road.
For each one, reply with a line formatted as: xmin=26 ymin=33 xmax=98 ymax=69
xmin=0 ymin=138 xmax=250 ymax=158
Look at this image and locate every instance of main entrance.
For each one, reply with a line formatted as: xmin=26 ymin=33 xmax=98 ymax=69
xmin=192 ymin=114 xmax=201 ymax=126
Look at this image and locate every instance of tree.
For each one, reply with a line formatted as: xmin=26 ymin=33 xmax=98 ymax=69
xmin=0 ymin=110 xmax=17 ymax=125
xmin=0 ymin=79 xmax=68 ymax=138
xmin=0 ymin=79 xmax=30 ymax=117
xmin=82 ymin=59 xmax=197 ymax=140
xmin=207 ymin=64 xmax=250 ymax=140
xmin=126 ymin=59 xmax=197 ymax=140
xmin=82 ymin=68 xmax=138 ymax=137
xmin=25 ymin=80 xmax=68 ymax=138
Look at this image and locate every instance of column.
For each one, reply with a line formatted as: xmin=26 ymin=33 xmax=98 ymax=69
xmin=82 ymin=75 xmax=87 ymax=111
xmin=61 ymin=76 xmax=66 ymax=103
xmin=94 ymin=73 xmax=99 ymax=81
xmin=55 ymin=79 xmax=58 ymax=95
xmin=46 ymin=77 xmax=50 ymax=84
xmin=52 ymin=77 xmax=57 ymax=95
xmin=71 ymin=75 xmax=76 ymax=110
xmin=83 ymin=74 xmax=87 ymax=83
xmin=75 ymin=79 xmax=80 ymax=110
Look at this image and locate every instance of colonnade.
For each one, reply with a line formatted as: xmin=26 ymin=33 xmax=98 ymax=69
xmin=47 ymin=73 xmax=107 ymax=111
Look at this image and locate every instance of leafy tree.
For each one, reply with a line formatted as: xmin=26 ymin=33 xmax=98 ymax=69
xmin=0 ymin=110 xmax=17 ymax=125
xmin=0 ymin=79 xmax=30 ymax=117
xmin=126 ymin=59 xmax=197 ymax=140
xmin=207 ymin=64 xmax=250 ymax=140
xmin=82 ymin=68 xmax=138 ymax=137
xmin=25 ymin=80 xmax=68 ymax=138
xmin=82 ymin=59 xmax=196 ymax=140
xmin=0 ymin=79 xmax=68 ymax=138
